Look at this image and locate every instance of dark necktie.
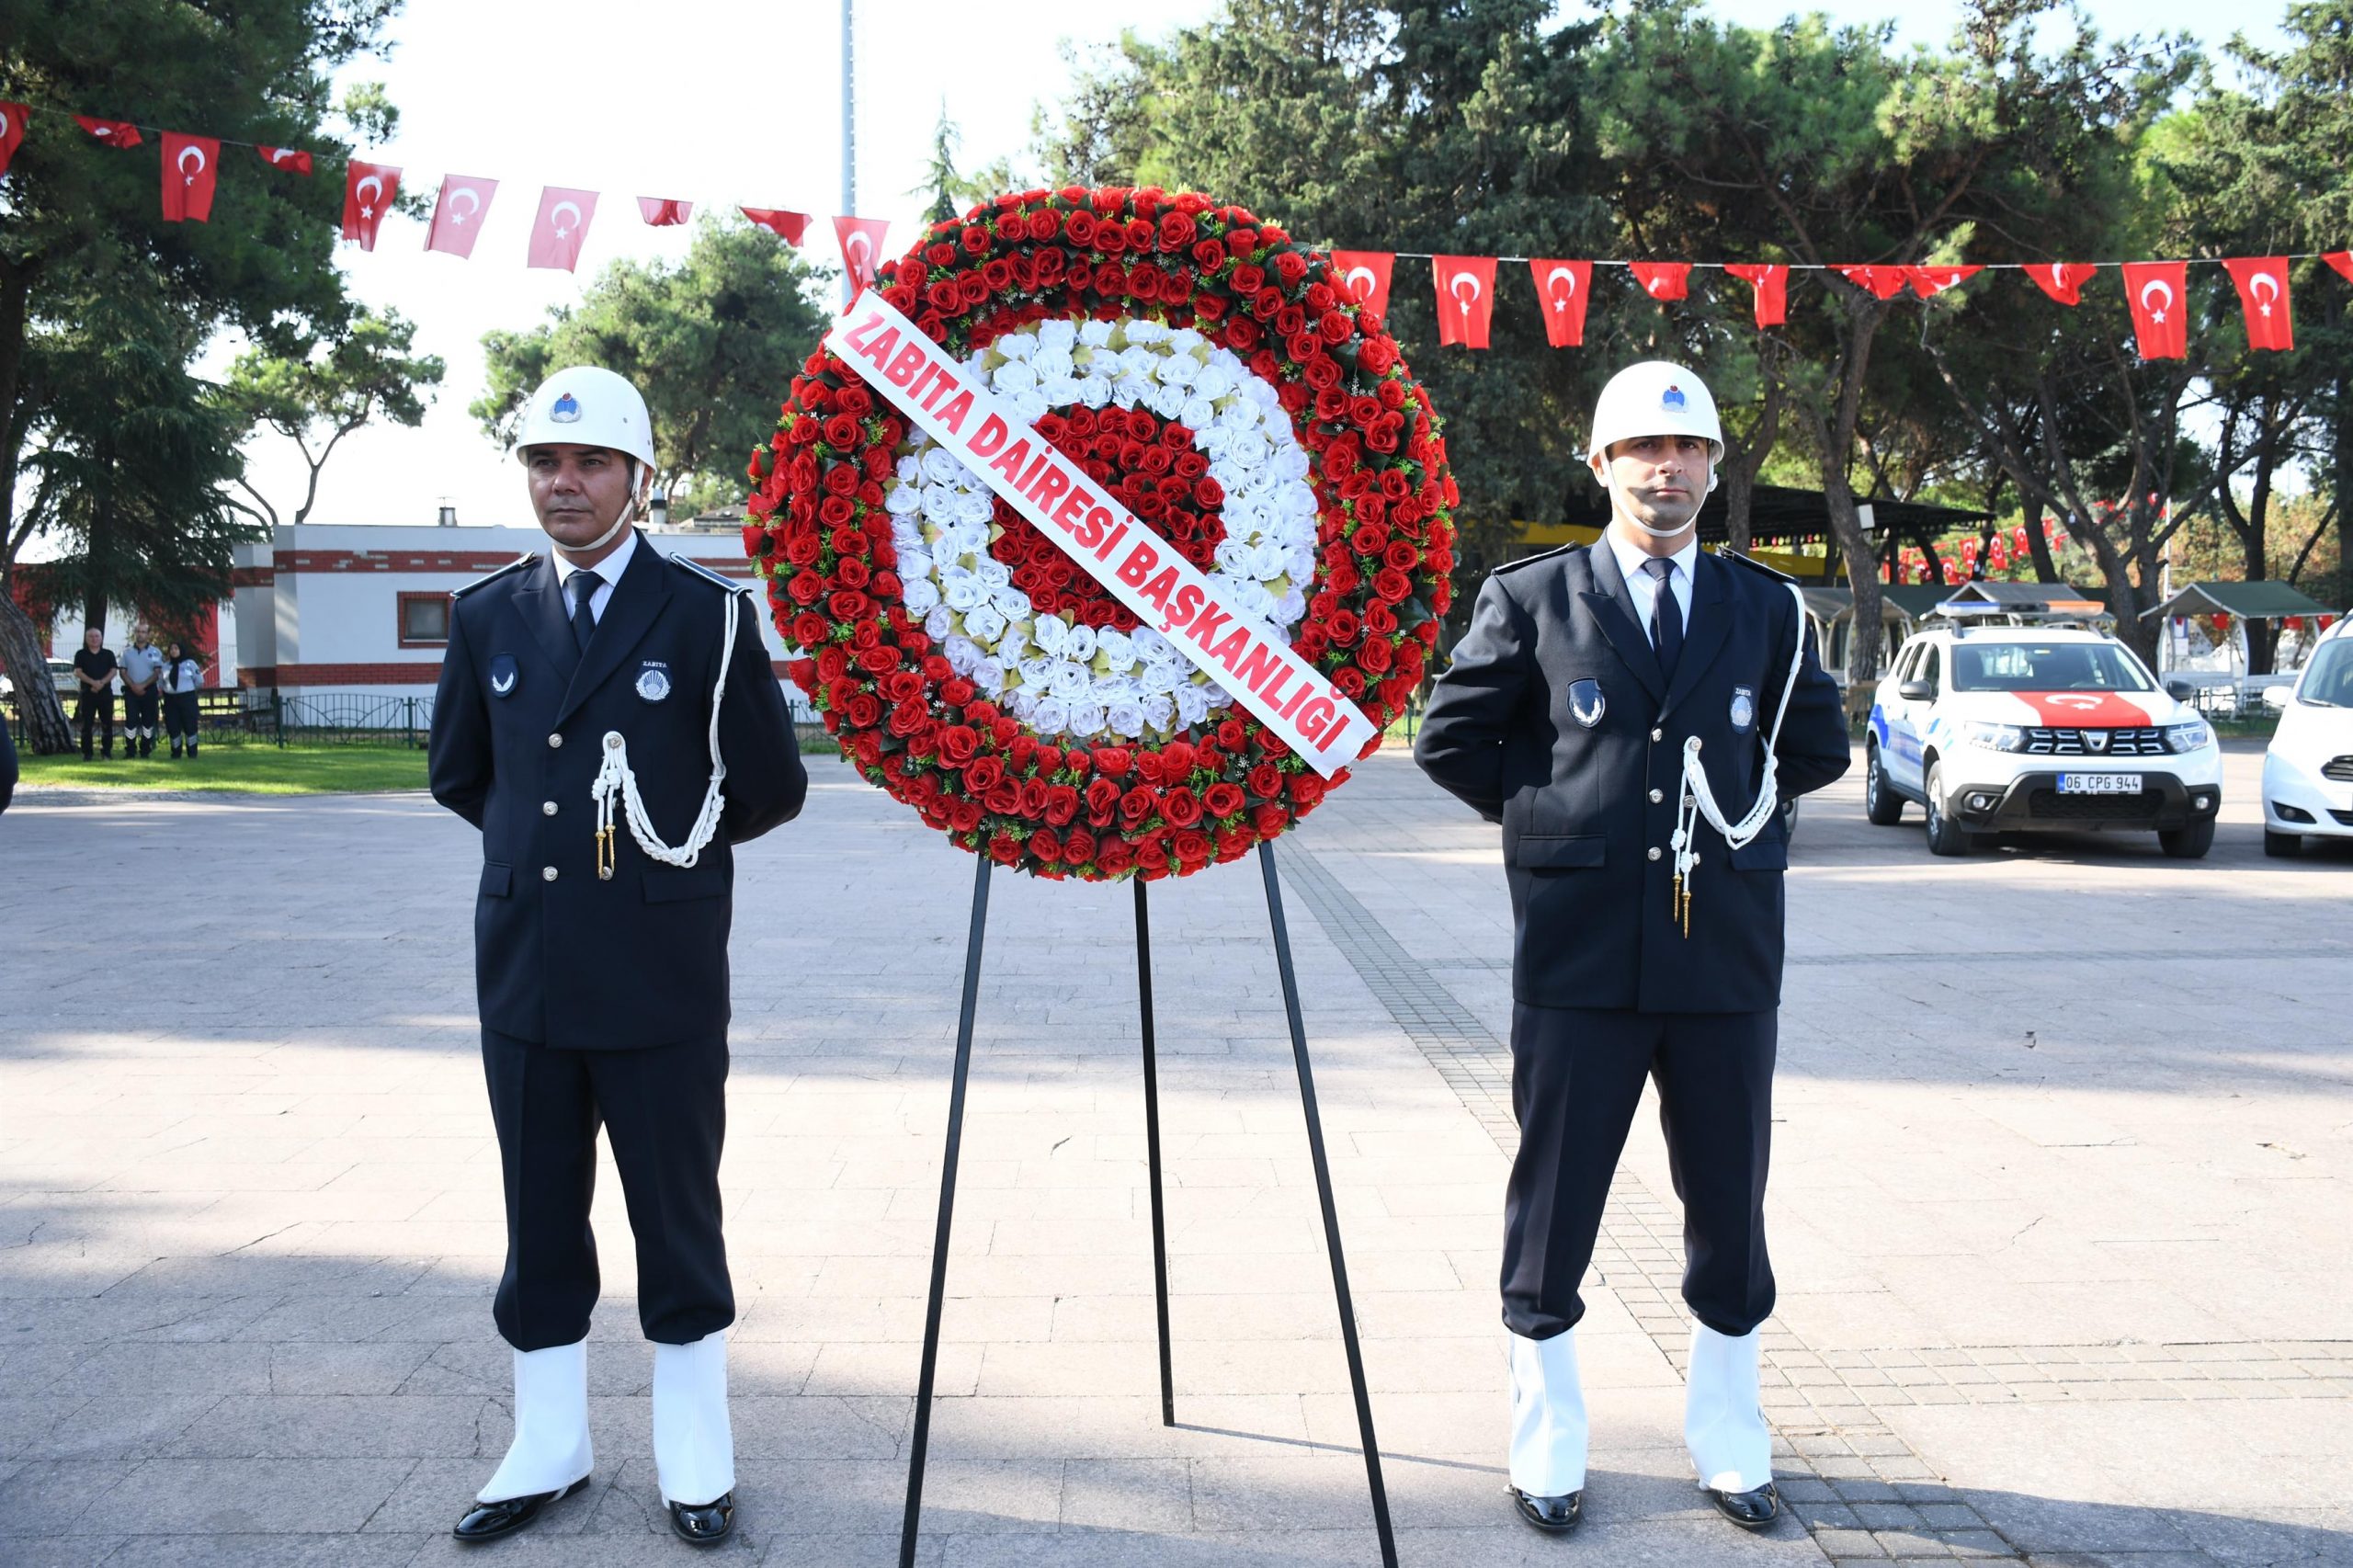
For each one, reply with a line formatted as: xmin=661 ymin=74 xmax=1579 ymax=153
xmin=1643 ymin=555 xmax=1683 ymax=681
xmin=566 ymin=569 xmax=600 ymax=653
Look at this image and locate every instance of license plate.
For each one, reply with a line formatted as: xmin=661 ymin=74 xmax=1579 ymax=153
xmin=2058 ymin=773 xmax=2143 ymax=795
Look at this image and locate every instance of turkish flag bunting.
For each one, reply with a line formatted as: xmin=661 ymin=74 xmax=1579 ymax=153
xmin=639 ymin=197 xmax=693 ymax=226
xmin=1630 ymin=261 xmax=1689 ymax=301
xmin=426 ymin=175 xmax=498 ymax=259
xmin=1724 ymin=263 xmax=1788 ymax=326
xmin=834 ymin=216 xmax=890 ymax=290
xmin=256 ymin=145 xmax=313 ymax=176
xmin=159 ymin=132 xmax=219 ymax=222
xmin=2026 ymin=263 xmax=2097 ymax=305
xmin=0 ymin=103 xmax=27 ymax=176
xmin=1905 ymin=265 xmax=1981 ymax=298
xmin=1529 ymin=259 xmax=1592 ymax=347
xmin=74 ymin=115 xmax=142 ymax=147
xmin=2325 ymin=252 xmax=2353 ymax=285
xmin=2222 ymin=256 xmax=2293 ymax=351
xmin=527 ymin=187 xmax=597 ymax=271
xmin=1835 ymin=265 xmax=1907 ymax=300
xmin=1330 ymin=250 xmax=1394 ymax=321
xmin=741 ymin=208 xmax=810 ymax=244
xmin=341 ymin=160 xmax=400 ymax=250
xmin=2120 ymin=260 xmax=2188 ymax=359
xmin=1432 ymin=255 xmax=1498 ymax=347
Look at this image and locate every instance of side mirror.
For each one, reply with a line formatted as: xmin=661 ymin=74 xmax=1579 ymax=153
xmin=1897 ymin=679 xmax=1934 ymax=702
xmin=2163 ymin=678 xmax=2194 ymax=700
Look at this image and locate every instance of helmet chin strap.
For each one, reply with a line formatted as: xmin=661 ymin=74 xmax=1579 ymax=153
xmin=552 ymin=460 xmax=643 ymax=557
xmin=1599 ymin=460 xmax=1714 ymax=543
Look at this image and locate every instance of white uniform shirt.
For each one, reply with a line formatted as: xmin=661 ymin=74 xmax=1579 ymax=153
xmin=550 ymin=527 xmax=639 ymax=626
xmin=1607 ymin=528 xmax=1699 ymax=647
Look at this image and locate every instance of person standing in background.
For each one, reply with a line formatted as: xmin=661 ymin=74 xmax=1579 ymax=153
xmin=72 ymin=628 xmax=119 ymax=761
xmin=162 ymin=640 xmax=206 ymax=760
xmin=120 ymin=628 xmax=165 ymax=759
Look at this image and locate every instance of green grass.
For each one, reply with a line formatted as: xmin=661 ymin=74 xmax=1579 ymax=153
xmin=16 ymin=742 xmax=428 ymax=795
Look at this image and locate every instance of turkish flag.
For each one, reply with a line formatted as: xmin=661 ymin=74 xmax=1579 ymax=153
xmin=2121 ymin=260 xmax=2188 ymax=359
xmin=159 ymin=132 xmax=219 ymax=222
xmin=1905 ymin=265 xmax=1981 ymax=298
xmin=1330 ymin=250 xmax=1394 ymax=321
xmin=2222 ymin=256 xmax=2293 ymax=352
xmin=426 ymin=175 xmax=498 ymax=259
xmin=741 ymin=207 xmax=811 ymax=244
xmin=639 ymin=197 xmax=693 ymax=226
xmin=0 ymin=103 xmax=27 ymax=176
xmin=1630 ymin=261 xmax=1689 ymax=301
xmin=341 ymin=160 xmax=400 ymax=250
xmin=1835 ymin=265 xmax=1907 ymax=300
xmin=834 ymin=215 xmax=890 ymax=290
xmin=74 ymin=115 xmax=142 ymax=147
xmin=528 ymin=187 xmax=597 ymax=271
xmin=1724 ymin=263 xmax=1788 ymax=326
xmin=2325 ymin=252 xmax=2353 ymax=285
xmin=256 ymin=145 xmax=313 ymax=176
xmin=1431 ymin=255 xmax=1497 ymax=347
xmin=2027 ymin=263 xmax=2096 ymax=305
xmin=1529 ymin=259 xmax=1592 ymax=347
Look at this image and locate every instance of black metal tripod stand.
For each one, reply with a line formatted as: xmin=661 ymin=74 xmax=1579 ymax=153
xmin=896 ymin=842 xmax=1398 ymax=1567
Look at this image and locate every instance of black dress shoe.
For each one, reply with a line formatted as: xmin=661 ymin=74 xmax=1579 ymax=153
xmin=1705 ymin=1480 xmax=1780 ymax=1528
xmin=667 ymin=1492 xmax=735 ymax=1546
xmin=1510 ymin=1485 xmax=1583 ymax=1532
xmin=452 ymin=1474 xmax=589 ymax=1541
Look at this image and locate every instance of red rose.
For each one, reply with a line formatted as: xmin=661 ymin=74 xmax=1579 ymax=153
xmin=989 ymin=835 xmax=1023 ymax=866
xmin=1359 ymin=636 xmax=1394 ymax=675
xmin=1063 ymin=828 xmax=1099 ymax=866
xmin=939 ymin=725 xmax=980 ymax=765
xmin=1085 ymin=777 xmax=1123 ymax=822
xmin=1247 ymin=762 xmax=1283 ymax=800
xmin=1290 ymin=773 xmax=1326 ymax=808
xmin=1203 ymin=782 xmax=1245 ymax=820
xmin=787 ymin=570 xmax=824 ymax=606
xmin=963 ymin=756 xmax=1004 ymax=795
xmin=791 ymin=612 xmax=827 ymax=646
xmin=843 ymin=692 xmax=882 ymax=730
xmin=823 ymin=414 xmax=860 ymax=449
xmin=1094 ymin=746 xmax=1132 ymax=778
xmin=1173 ymin=830 xmax=1214 ymax=867
xmin=823 ymin=462 xmax=860 ymax=496
xmin=1096 ymin=839 xmax=1134 ymax=875
xmin=1162 ymin=787 xmax=1203 ymax=827
xmin=1120 ymin=786 xmax=1157 ymax=825
xmin=1044 ymin=785 xmax=1080 ymax=826
xmin=1028 ymin=829 xmax=1064 ymax=864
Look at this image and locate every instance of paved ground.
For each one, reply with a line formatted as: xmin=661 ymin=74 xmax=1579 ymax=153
xmin=2 ymin=737 xmax=2348 ymax=1567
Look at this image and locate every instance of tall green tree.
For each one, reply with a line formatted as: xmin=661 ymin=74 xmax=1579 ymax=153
xmin=224 ymin=305 xmax=445 ymax=530
xmin=473 ymin=215 xmax=832 ymax=517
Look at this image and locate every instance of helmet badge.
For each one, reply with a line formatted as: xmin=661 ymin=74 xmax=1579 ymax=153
xmin=550 ymin=392 xmax=582 ymax=424
xmin=1661 ymin=385 xmax=1688 ymax=412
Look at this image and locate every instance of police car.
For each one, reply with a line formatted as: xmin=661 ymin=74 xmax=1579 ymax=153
xmin=2261 ymin=615 xmax=2353 ymax=857
xmin=1863 ymin=625 xmax=2223 ymax=858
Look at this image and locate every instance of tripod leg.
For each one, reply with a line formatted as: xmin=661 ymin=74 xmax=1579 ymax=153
xmin=899 ymin=853 xmax=994 ymax=1568
xmin=1258 ymin=842 xmax=1399 ymax=1568
xmin=1135 ymin=876 xmax=1176 ymax=1426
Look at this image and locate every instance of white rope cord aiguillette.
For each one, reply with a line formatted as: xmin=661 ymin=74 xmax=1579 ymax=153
xmin=1670 ymin=580 xmax=1808 ymax=935
xmin=592 ymin=591 xmax=738 ymax=878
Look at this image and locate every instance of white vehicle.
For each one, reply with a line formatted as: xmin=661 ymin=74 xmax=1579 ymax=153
xmin=1862 ymin=625 xmax=2223 ymax=858
xmin=2261 ymin=616 xmax=2353 ymax=857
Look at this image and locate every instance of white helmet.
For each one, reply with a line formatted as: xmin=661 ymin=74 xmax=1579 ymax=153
xmin=514 ymin=365 xmax=656 ymax=472
xmin=1586 ymin=360 xmax=1724 ymax=466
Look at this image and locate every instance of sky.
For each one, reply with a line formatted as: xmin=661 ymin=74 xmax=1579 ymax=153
xmin=221 ymin=0 xmax=2294 ymax=535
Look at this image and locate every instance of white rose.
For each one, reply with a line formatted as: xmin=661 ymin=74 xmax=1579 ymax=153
xmin=963 ymin=604 xmax=1006 ymax=643
xmin=1155 ymin=353 xmax=1195 ymax=386
xmin=1108 ymin=700 xmax=1146 ymax=738
xmin=896 ymin=454 xmax=926 ymax=485
xmin=1062 ymin=622 xmax=1097 ymax=663
xmin=921 ymin=447 xmax=968 ymax=484
xmin=942 ymin=635 xmax=982 ymax=673
xmin=971 ymin=657 xmax=1006 ymax=693
xmin=1168 ymin=327 xmax=1205 ymax=355
xmin=1032 ymin=698 xmax=1070 ymax=734
xmin=1032 ymin=346 xmax=1075 ymax=381
xmin=1149 ymin=381 xmax=1189 ymax=421
xmin=1277 ymin=586 xmax=1307 ymax=625
xmin=1173 ymin=684 xmax=1210 ymax=727
xmin=993 ymin=359 xmax=1039 ymax=395
xmin=1142 ymin=693 xmax=1175 ymax=732
xmin=997 ymin=332 xmax=1038 ymax=360
xmin=974 ymin=559 xmax=1013 ymax=590
xmin=886 ymin=483 xmax=924 ymax=516
xmin=1077 ymin=376 xmax=1114 ymax=409
xmin=1126 ymin=319 xmax=1169 ymax=344
xmin=943 ymin=575 xmax=987 ymax=612
xmin=1049 ymin=662 xmax=1092 ymax=701
xmin=1033 ymin=614 xmax=1069 ymax=655
xmin=1010 ymin=388 xmax=1051 ymax=425
xmin=901 ymin=576 xmax=941 ymax=615
xmin=1078 ymin=317 xmax=1115 ymax=347
xmin=1017 ymin=656 xmax=1054 ymax=693
xmin=1096 ymin=629 xmax=1134 ymax=671
xmin=924 ymin=604 xmax=956 ymax=641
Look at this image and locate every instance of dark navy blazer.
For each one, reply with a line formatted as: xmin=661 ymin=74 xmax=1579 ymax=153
xmin=428 ymin=533 xmax=807 ymax=1048
xmin=1415 ymin=544 xmax=1850 ymax=1014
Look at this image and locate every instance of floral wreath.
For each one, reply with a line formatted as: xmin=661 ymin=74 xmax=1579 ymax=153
xmin=744 ymin=186 xmax=1457 ymax=881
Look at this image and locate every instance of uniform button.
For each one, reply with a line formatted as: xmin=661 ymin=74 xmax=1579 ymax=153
xmin=541 ymin=866 xmax=559 ymax=882
xmin=542 ymin=801 xmax=558 ymax=816
xmin=548 ymin=733 xmax=563 ymax=749
xmin=1647 ymin=846 xmax=1662 ymax=862
xmin=1649 ymin=788 xmax=1663 ymax=804
xmin=1650 ymin=727 xmax=1664 ymax=743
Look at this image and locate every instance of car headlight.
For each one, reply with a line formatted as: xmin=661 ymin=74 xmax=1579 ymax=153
xmin=2163 ymin=719 xmax=2213 ymax=753
xmin=1961 ymin=721 xmax=2029 ymax=752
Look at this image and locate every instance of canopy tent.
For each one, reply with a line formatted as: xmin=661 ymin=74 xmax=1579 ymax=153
xmin=1800 ymin=585 xmax=1956 ymax=627
xmin=2141 ymin=580 xmax=2339 ymax=620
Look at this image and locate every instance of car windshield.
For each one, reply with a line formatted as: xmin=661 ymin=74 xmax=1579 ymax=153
xmin=2299 ymin=642 xmax=2353 ymax=707
xmin=1949 ymin=641 xmax=2154 ymax=693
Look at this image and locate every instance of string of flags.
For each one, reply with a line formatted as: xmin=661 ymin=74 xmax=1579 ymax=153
xmin=4 ymin=99 xmax=2347 ymax=359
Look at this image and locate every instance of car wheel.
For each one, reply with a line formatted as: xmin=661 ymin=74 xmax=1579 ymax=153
xmin=1863 ymin=744 xmax=1904 ymax=825
xmin=2262 ymin=828 xmax=2302 ymax=858
xmin=2160 ymin=817 xmax=2216 ymax=860
xmin=1923 ymin=763 xmax=1974 ymax=857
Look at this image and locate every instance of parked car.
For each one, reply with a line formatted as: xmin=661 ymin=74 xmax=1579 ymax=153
xmin=1863 ymin=625 xmax=2223 ymax=858
xmin=0 ymin=658 xmax=78 ymax=698
xmin=2260 ymin=617 xmax=2353 ymax=857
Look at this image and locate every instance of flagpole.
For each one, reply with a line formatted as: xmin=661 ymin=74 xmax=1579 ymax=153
xmin=841 ymin=0 xmax=857 ymax=308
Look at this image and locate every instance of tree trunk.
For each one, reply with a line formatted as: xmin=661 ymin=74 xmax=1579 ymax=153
xmin=2337 ymin=364 xmax=2353 ymax=611
xmin=2025 ymin=512 xmax=2059 ymax=583
xmin=2244 ymin=527 xmax=2274 ymax=676
xmin=1720 ymin=460 xmax=1755 ymax=556
xmin=0 ymin=591 xmax=71 ymax=754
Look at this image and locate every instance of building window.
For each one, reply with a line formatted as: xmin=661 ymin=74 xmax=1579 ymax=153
xmin=398 ymin=592 xmax=451 ymax=648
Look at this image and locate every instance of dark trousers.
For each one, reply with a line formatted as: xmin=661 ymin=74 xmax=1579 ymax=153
xmin=74 ymin=691 xmax=114 ymax=756
xmin=165 ymin=691 xmax=199 ymax=748
xmin=481 ymin=1028 xmax=735 ymax=1351
xmin=124 ymin=688 xmax=158 ymax=742
xmin=1502 ymin=1004 xmax=1777 ymax=1341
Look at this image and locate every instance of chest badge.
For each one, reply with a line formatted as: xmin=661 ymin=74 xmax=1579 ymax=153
xmin=1569 ymin=677 xmax=1606 ymax=729
xmin=1730 ymin=684 xmax=1756 ymax=733
xmin=635 ymin=664 xmax=672 ymax=703
xmin=489 ymin=653 xmax=519 ymax=698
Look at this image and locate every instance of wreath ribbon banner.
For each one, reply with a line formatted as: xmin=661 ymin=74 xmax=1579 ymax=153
xmin=825 ymin=291 xmax=1376 ymax=776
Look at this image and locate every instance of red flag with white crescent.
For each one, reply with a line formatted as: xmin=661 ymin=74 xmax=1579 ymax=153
xmin=2120 ymin=260 xmax=2188 ymax=359
xmin=1529 ymin=259 xmax=1592 ymax=347
xmin=740 ymin=208 xmax=810 ymax=244
xmin=1330 ymin=250 xmax=1394 ymax=321
xmin=834 ymin=216 xmax=890 ymax=291
xmin=0 ymin=103 xmax=28 ymax=176
xmin=341 ymin=160 xmax=400 ymax=250
xmin=527 ymin=187 xmax=598 ymax=271
xmin=639 ymin=197 xmax=693 ymax=226
xmin=1630 ymin=261 xmax=1689 ymax=301
xmin=74 ymin=115 xmax=142 ymax=147
xmin=2325 ymin=252 xmax=2353 ymax=285
xmin=256 ymin=145 xmax=313 ymax=176
xmin=426 ymin=175 xmax=499 ymax=259
xmin=159 ymin=132 xmax=219 ymax=222
xmin=1431 ymin=255 xmax=1497 ymax=347
xmin=2027 ymin=263 xmax=2096 ymax=305
xmin=1905 ymin=265 xmax=1981 ymax=298
xmin=1723 ymin=263 xmax=1788 ymax=326
xmin=2222 ymin=256 xmax=2293 ymax=352
xmin=1835 ymin=265 xmax=1907 ymax=300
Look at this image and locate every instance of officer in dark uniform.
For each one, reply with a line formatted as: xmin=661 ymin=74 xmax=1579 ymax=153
xmin=429 ymin=365 xmax=806 ymax=1548
xmin=1415 ymin=362 xmax=1849 ymax=1534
